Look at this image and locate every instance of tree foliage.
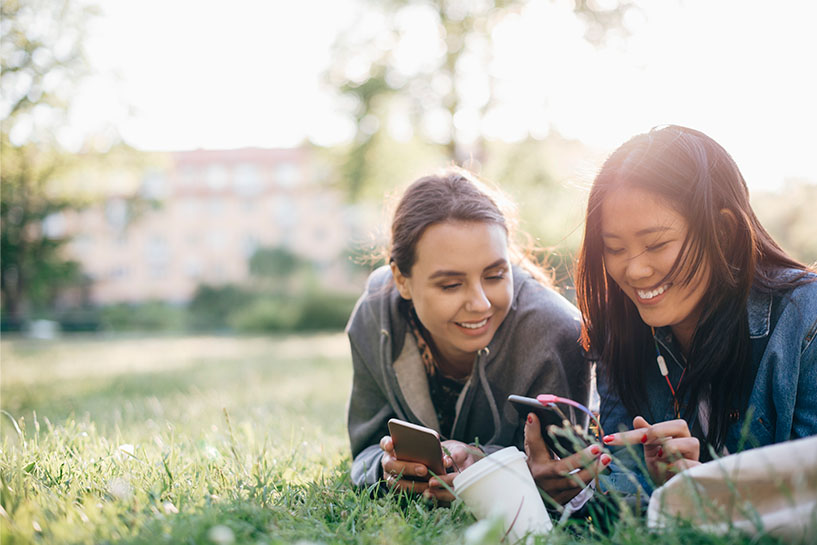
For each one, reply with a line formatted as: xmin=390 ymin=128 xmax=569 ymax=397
xmin=327 ymin=0 xmax=632 ymax=200
xmin=1 ymin=0 xmax=97 ymax=324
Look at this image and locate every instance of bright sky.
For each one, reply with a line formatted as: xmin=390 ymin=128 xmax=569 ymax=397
xmin=70 ymin=0 xmax=817 ymax=191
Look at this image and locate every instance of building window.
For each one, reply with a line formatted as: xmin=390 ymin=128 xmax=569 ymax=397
xmin=146 ymin=235 xmax=169 ymax=265
xmin=208 ymin=231 xmax=226 ymax=250
xmin=274 ymin=197 xmax=297 ymax=228
xmin=179 ymin=165 xmax=198 ymax=186
xmin=275 ymin=162 xmax=299 ymax=187
xmin=242 ymin=234 xmax=259 ymax=258
xmin=184 ymin=259 xmax=202 ymax=279
xmin=207 ymin=198 xmax=225 ymax=216
xmin=142 ymin=171 xmax=166 ymax=199
xmin=105 ymin=198 xmax=128 ymax=230
xmin=235 ymin=163 xmax=262 ymax=196
xmin=206 ymin=164 xmax=230 ymax=190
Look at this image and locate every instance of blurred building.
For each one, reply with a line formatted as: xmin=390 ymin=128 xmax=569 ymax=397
xmin=57 ymin=147 xmax=361 ymax=304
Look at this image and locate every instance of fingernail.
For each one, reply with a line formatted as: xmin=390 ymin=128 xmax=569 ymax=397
xmin=603 ymin=435 xmax=614 ymax=444
xmin=641 ymin=434 xmax=648 ymax=444
xmin=657 ymin=447 xmax=663 ymax=458
xmin=416 ymin=465 xmax=426 ymax=475
xmin=601 ymin=454 xmax=611 ymax=465
xmin=527 ymin=414 xmax=533 ymax=424
xmin=590 ymin=445 xmax=601 ymax=455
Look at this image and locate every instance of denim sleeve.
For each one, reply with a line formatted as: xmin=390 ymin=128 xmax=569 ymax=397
xmin=597 ymin=364 xmax=653 ymax=503
xmin=793 ymin=310 xmax=817 ymax=438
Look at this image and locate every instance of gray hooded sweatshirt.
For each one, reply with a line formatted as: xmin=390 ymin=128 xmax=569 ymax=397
xmin=346 ymin=265 xmax=591 ymax=486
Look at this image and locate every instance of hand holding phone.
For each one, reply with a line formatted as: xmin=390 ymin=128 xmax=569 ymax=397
xmin=508 ymin=394 xmax=592 ymax=456
xmin=380 ymin=419 xmax=458 ymax=504
xmin=386 ymin=418 xmax=446 ymax=477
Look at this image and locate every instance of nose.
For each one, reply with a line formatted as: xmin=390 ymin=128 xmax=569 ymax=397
xmin=625 ymin=251 xmax=653 ymax=283
xmin=464 ymin=283 xmax=491 ymax=313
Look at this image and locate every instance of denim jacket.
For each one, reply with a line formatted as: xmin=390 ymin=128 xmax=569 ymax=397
xmin=598 ymin=272 xmax=817 ymax=499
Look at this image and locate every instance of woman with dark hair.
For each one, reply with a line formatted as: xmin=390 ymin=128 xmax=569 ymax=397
xmin=346 ymin=167 xmax=603 ymax=504
xmin=575 ymin=125 xmax=817 ymax=498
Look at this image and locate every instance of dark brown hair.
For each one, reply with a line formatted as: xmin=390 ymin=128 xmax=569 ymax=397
xmin=390 ymin=167 xmax=550 ymax=286
xmin=575 ymin=125 xmax=812 ymax=450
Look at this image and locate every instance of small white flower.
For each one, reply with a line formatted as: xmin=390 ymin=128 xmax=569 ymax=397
xmin=108 ymin=477 xmax=132 ymax=501
xmin=117 ymin=444 xmax=136 ymax=460
xmin=162 ymin=501 xmax=179 ymax=514
xmin=207 ymin=525 xmax=235 ymax=545
xmin=464 ymin=515 xmax=505 ymax=545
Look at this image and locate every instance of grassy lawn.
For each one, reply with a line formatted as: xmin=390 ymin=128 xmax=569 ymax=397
xmin=0 ymin=334 xmax=789 ymax=544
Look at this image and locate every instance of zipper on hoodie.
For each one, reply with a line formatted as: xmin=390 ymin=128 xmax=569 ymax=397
xmin=449 ymin=346 xmax=495 ymax=441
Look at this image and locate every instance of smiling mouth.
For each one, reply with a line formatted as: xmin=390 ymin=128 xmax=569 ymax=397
xmin=636 ymin=283 xmax=671 ymax=300
xmin=456 ymin=317 xmax=489 ymax=329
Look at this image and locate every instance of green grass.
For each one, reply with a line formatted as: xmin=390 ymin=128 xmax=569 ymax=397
xmin=0 ymin=334 xmax=793 ymax=544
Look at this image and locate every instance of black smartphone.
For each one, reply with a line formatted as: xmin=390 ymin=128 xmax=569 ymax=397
xmin=508 ymin=394 xmax=591 ymax=456
xmin=387 ymin=418 xmax=446 ymax=479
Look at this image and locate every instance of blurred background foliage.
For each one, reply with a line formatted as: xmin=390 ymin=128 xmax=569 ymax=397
xmin=1 ymin=0 xmax=815 ymax=336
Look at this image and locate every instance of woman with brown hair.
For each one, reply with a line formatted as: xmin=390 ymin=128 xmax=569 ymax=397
xmin=346 ymin=168 xmax=603 ymax=504
xmin=575 ymin=125 xmax=817 ymax=499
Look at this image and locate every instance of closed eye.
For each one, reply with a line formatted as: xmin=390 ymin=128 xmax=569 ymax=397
xmin=646 ymin=241 xmax=670 ymax=251
xmin=604 ymin=246 xmax=625 ymax=255
xmin=441 ymin=283 xmax=461 ymax=291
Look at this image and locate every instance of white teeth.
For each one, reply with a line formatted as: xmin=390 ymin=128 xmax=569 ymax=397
xmin=637 ymin=284 xmax=670 ymax=300
xmin=458 ymin=318 xmax=488 ymax=329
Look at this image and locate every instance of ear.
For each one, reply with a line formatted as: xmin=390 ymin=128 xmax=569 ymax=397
xmin=718 ymin=208 xmax=738 ymax=242
xmin=390 ymin=261 xmax=412 ymax=300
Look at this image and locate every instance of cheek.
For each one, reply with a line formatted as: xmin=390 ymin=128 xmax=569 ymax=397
xmin=603 ymin=257 xmax=624 ymax=283
xmin=489 ymin=283 xmax=513 ymax=311
xmin=415 ymin=295 xmax=456 ymax=326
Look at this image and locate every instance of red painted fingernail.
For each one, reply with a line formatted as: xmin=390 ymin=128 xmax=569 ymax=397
xmin=527 ymin=414 xmax=533 ymax=424
xmin=657 ymin=447 xmax=663 ymax=458
xmin=601 ymin=454 xmax=611 ymax=465
xmin=641 ymin=434 xmax=648 ymax=444
xmin=590 ymin=445 xmax=601 ymax=455
xmin=603 ymin=435 xmax=614 ymax=444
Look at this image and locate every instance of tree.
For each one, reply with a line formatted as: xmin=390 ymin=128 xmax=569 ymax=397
xmin=1 ymin=0 xmax=97 ymax=325
xmin=327 ymin=0 xmax=632 ymax=200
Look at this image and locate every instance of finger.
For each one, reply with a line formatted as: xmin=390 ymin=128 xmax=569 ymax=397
xmin=646 ymin=419 xmax=692 ymax=443
xmin=559 ymin=443 xmax=604 ymax=473
xmin=602 ymin=427 xmax=649 ymax=446
xmin=423 ymin=486 xmax=456 ymax=503
xmin=442 ymin=441 xmax=469 ymax=466
xmin=389 ymin=475 xmax=429 ymax=495
xmin=428 ymin=473 xmax=457 ymax=490
xmin=383 ymin=457 xmax=429 ymax=480
xmin=633 ymin=416 xmax=651 ymax=429
xmin=667 ymin=458 xmax=701 ymax=476
xmin=553 ymin=451 xmax=613 ymax=491
xmin=379 ymin=435 xmax=394 ymax=453
xmin=656 ymin=437 xmax=700 ymax=462
xmin=524 ymin=413 xmax=554 ymax=464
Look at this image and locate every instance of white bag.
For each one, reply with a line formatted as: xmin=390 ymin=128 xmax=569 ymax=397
xmin=648 ymin=434 xmax=817 ymax=543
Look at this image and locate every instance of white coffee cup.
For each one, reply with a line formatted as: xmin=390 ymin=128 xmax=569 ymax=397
xmin=453 ymin=447 xmax=553 ymax=543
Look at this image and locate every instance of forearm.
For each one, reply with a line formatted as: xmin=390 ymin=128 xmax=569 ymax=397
xmin=351 ymin=443 xmax=385 ymax=487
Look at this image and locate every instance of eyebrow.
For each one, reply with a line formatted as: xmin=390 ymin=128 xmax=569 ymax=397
xmin=602 ymin=226 xmax=674 ymax=239
xmin=428 ymin=258 xmax=508 ymax=280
